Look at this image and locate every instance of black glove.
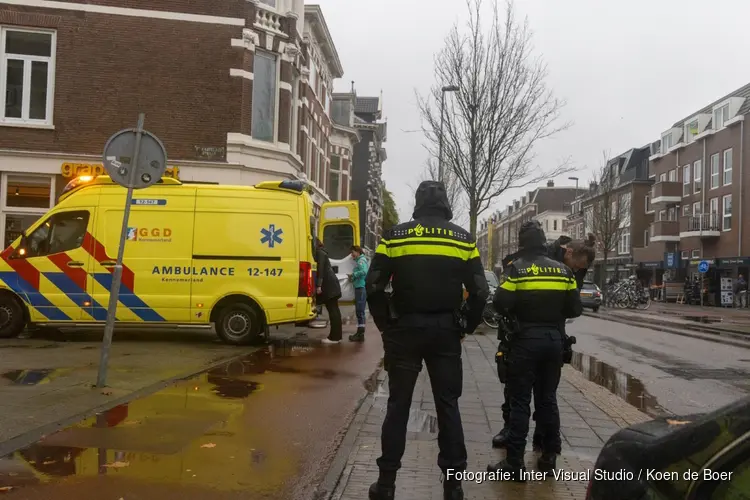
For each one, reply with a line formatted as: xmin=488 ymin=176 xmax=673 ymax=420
xmin=562 ymin=335 xmax=576 ymax=364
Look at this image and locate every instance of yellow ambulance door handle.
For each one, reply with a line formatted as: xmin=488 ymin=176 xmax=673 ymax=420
xmin=101 ymin=261 xmax=116 ymax=267
xmin=66 ymin=261 xmax=84 ymax=268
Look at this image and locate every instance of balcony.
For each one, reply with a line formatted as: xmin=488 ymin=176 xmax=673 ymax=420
xmin=651 ymin=181 xmax=682 ymax=205
xmin=650 ymin=220 xmax=679 ymax=242
xmin=679 ymin=214 xmax=721 ymax=239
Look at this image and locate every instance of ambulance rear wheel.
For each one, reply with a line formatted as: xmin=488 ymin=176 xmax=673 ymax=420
xmin=0 ymin=295 xmax=26 ymax=338
xmin=216 ymin=303 xmax=262 ymax=345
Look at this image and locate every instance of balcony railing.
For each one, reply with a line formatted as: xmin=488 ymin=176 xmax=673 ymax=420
xmin=679 ymin=213 xmax=721 ymax=234
xmin=650 ymin=181 xmax=681 ymax=204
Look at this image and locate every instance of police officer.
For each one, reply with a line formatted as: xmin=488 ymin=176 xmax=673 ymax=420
xmin=492 ymin=233 xmax=596 ymax=451
xmin=366 ymin=181 xmax=489 ymax=500
xmin=487 ymin=221 xmax=582 ymax=479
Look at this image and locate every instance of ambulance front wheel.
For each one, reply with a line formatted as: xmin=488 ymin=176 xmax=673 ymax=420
xmin=216 ymin=303 xmax=262 ymax=345
xmin=0 ymin=295 xmax=27 ymax=338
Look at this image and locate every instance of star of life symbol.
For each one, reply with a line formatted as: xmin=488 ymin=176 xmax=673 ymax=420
xmin=260 ymin=224 xmax=283 ymax=248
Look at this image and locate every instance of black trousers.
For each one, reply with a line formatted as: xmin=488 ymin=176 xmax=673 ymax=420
xmin=504 ymin=329 xmax=563 ymax=465
xmin=502 ymin=383 xmax=544 ymax=444
xmin=323 ymin=298 xmax=343 ymax=341
xmin=377 ymin=314 xmax=467 ymax=478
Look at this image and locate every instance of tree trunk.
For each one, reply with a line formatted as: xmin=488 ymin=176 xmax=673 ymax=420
xmin=469 ymin=210 xmax=478 ymax=239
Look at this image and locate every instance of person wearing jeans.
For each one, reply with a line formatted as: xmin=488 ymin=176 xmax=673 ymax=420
xmin=349 ymin=245 xmax=369 ymax=342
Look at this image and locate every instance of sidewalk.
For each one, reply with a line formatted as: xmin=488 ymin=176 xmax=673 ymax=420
xmin=326 ymin=332 xmax=651 ymax=500
xmin=640 ymin=301 xmax=750 ymax=325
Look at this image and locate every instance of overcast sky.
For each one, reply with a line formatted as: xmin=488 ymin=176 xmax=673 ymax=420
xmin=315 ymin=0 xmax=750 ymax=226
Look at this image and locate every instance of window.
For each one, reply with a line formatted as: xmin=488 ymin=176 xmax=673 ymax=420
xmin=553 ymin=219 xmax=558 ymax=231
xmin=668 ymin=207 xmax=676 ymax=221
xmin=611 ymin=200 xmax=617 ymax=219
xmin=659 ymin=173 xmax=666 ymax=183
xmin=322 ymin=224 xmax=354 ymax=260
xmin=685 ymin=120 xmax=699 ymax=143
xmin=691 ymin=249 xmax=700 ymax=259
xmin=1 ymin=28 xmax=56 ymax=125
xmin=723 ymin=194 xmax=732 ymax=231
xmin=683 ymin=205 xmax=691 ymax=216
xmin=710 ymin=153 xmax=720 ymax=189
xmin=682 ymin=164 xmax=691 ymax=196
xmin=659 ymin=209 xmax=666 ymax=221
xmin=643 ymin=229 xmax=650 ymax=247
xmin=545 ymin=219 xmax=549 ymax=231
xmin=681 ymin=250 xmax=688 ymax=260
xmin=661 ymin=133 xmax=672 ymax=152
xmin=251 ymin=52 xmax=277 ymax=142
xmin=693 ymin=201 xmax=701 ymax=216
xmin=669 ymin=169 xmax=677 ymax=182
xmin=723 ymin=148 xmax=733 ymax=186
xmin=618 ymin=231 xmax=630 ymax=255
xmin=713 ymin=103 xmax=730 ymax=130
xmin=309 ymin=60 xmax=317 ymax=96
xmin=710 ymin=197 xmax=719 ymax=226
xmin=644 ymin=194 xmax=652 ymax=213
xmin=330 ymin=155 xmax=341 ymax=201
xmin=21 ymin=210 xmax=89 ymax=258
xmin=693 ymin=159 xmax=702 ymax=193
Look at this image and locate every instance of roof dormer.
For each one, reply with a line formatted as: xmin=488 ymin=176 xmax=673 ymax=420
xmin=683 ymin=114 xmax=712 ymax=143
xmin=713 ymin=96 xmax=746 ymax=130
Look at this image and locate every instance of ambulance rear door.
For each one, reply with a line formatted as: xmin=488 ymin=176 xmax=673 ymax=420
xmin=318 ymin=201 xmax=360 ymax=303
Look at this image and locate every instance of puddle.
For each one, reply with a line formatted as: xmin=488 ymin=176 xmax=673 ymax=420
xmin=1 ymin=369 xmax=68 ymax=386
xmin=570 ymin=352 xmax=669 ymax=418
xmin=369 ymin=377 xmax=439 ymax=433
xmin=683 ymin=315 xmax=723 ymax=324
xmin=0 ymin=344 xmax=60 ymax=349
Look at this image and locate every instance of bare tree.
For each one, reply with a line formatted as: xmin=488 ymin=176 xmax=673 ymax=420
xmin=417 ymin=0 xmax=573 ymax=236
xmin=584 ymin=151 xmax=632 ymax=286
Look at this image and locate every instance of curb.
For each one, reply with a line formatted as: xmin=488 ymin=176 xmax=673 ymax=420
xmin=0 ymin=347 xmax=261 ymax=457
xmin=583 ymin=311 xmax=750 ymax=349
xmin=315 ymin=363 xmax=385 ymax=500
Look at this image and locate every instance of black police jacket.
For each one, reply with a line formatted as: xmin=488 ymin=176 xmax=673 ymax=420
xmin=365 ymin=218 xmax=489 ymax=334
xmin=493 ymin=248 xmax=583 ymax=327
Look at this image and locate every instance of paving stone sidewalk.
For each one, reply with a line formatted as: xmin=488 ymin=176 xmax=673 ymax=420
xmin=328 ymin=332 xmax=651 ymax=500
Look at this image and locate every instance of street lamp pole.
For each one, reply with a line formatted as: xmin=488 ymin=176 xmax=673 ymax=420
xmin=438 ymin=85 xmax=459 ymax=182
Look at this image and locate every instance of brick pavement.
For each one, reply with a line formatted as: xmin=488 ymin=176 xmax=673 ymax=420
xmin=328 ymin=332 xmax=651 ymax=500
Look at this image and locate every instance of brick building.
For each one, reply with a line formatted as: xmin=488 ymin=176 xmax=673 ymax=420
xmin=633 ymin=82 xmax=750 ymax=299
xmin=0 ymin=0 xmax=352 ymax=245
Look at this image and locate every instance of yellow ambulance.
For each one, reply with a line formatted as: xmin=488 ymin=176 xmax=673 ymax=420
xmin=0 ymin=176 xmax=348 ymax=344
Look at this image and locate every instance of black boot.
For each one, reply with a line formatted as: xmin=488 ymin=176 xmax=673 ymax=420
xmin=368 ymin=482 xmax=395 ymax=500
xmin=349 ymin=327 xmax=365 ymax=342
xmin=537 ymin=452 xmax=557 ymax=473
xmin=491 ymin=428 xmax=509 ymax=449
xmin=443 ymin=481 xmax=464 ymax=500
xmin=486 ymin=459 xmax=526 ymax=482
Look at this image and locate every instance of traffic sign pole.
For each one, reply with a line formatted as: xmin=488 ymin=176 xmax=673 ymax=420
xmin=96 ymin=114 xmax=145 ymax=388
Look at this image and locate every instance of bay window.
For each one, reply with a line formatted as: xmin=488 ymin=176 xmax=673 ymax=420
xmin=251 ymin=51 xmax=277 ymax=142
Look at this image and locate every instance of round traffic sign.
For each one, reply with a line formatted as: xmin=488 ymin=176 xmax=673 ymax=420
xmin=698 ymin=260 xmax=710 ymax=273
xmin=102 ymin=129 xmax=167 ymax=189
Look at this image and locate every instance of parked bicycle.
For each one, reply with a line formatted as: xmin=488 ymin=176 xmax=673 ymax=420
xmin=603 ymin=276 xmax=651 ymax=310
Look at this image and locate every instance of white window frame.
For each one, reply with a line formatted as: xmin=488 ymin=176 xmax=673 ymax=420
xmin=693 ymin=159 xmax=702 ymax=194
xmin=0 ymin=173 xmax=56 ymax=246
xmin=722 ymin=194 xmax=732 ymax=231
xmin=618 ymin=231 xmax=630 ymax=255
xmin=661 ymin=132 xmax=672 ymax=152
xmin=250 ymin=50 xmax=280 ymax=143
xmin=643 ymin=229 xmax=649 ymax=247
xmin=723 ymin=148 xmax=733 ymax=186
xmin=684 ymin=120 xmax=699 ymax=144
xmin=713 ymin=102 xmax=730 ymax=131
xmin=710 ymin=197 xmax=719 ymax=227
xmin=682 ymin=164 xmax=691 ymax=197
xmin=710 ymin=153 xmax=720 ymax=189
xmin=644 ymin=194 xmax=653 ymax=214
xmin=0 ymin=27 xmax=57 ymax=128
xmin=691 ymin=249 xmax=700 ymax=259
xmin=659 ymin=173 xmax=666 ymax=183
xmin=669 ymin=169 xmax=677 ymax=182
xmin=659 ymin=209 xmax=666 ymax=221
xmin=680 ymin=250 xmax=688 ymax=260
xmin=682 ymin=205 xmax=690 ymax=216
xmin=692 ymin=201 xmax=701 ymax=216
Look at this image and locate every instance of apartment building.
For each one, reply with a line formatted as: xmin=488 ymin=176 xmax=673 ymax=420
xmin=478 ymin=180 xmax=579 ymax=272
xmin=571 ymin=147 xmax=653 ymax=283
xmin=634 ymin=82 xmax=750 ymax=287
xmin=0 ymin=0 xmax=350 ymax=246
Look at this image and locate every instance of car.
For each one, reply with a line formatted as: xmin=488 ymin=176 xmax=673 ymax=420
xmin=580 ymin=281 xmax=602 ymax=312
xmin=585 ymin=395 xmax=750 ymax=500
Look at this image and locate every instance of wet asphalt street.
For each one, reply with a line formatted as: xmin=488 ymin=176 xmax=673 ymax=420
xmin=0 ymin=325 xmax=384 ymax=500
xmin=566 ymin=315 xmax=750 ymax=417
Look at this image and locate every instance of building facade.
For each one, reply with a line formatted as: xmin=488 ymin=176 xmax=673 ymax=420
xmin=633 ymin=82 xmax=750 ymax=295
xmin=350 ymin=93 xmax=387 ymax=253
xmin=329 ymin=89 xmax=360 ymax=201
xmin=575 ymin=147 xmax=652 ymax=284
xmin=0 ymin=0 xmax=351 ymax=245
